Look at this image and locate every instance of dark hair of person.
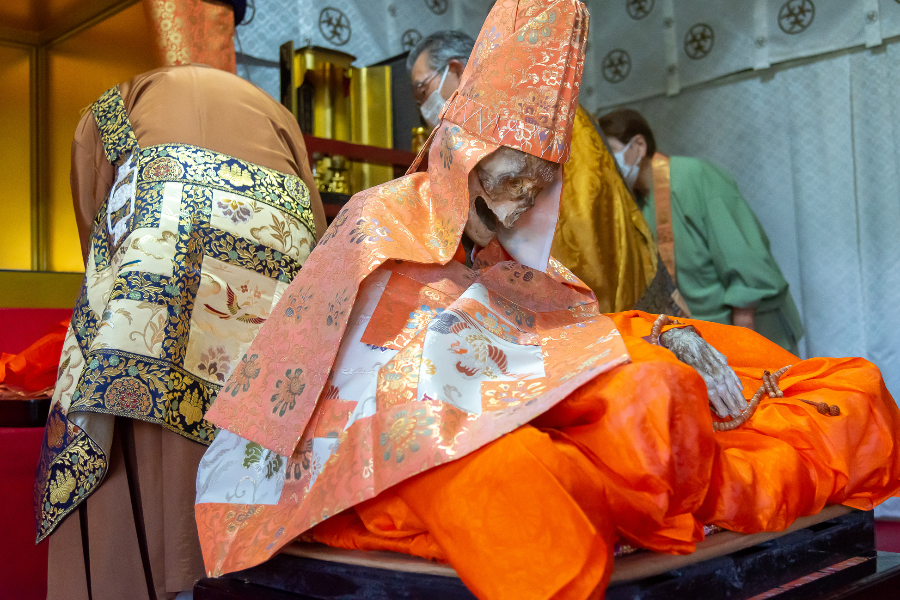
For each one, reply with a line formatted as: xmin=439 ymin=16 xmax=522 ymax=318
xmin=406 ymin=30 xmax=476 ymax=74
xmin=597 ymin=109 xmax=657 ymax=158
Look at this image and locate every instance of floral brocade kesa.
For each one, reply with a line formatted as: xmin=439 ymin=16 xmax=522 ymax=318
xmin=193 ymin=0 xmax=601 ymax=578
xmin=33 ymin=84 xmax=316 ymax=543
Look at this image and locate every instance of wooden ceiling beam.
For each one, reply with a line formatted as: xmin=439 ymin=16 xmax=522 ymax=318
xmin=0 ymin=25 xmax=40 ymax=48
xmin=0 ymin=0 xmax=140 ymax=49
xmin=44 ymin=0 xmax=140 ymax=46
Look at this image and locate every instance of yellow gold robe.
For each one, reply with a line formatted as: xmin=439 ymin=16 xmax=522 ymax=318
xmin=552 ymin=106 xmax=657 ymax=312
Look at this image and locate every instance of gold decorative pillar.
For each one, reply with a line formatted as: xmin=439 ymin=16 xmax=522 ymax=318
xmin=280 ymin=42 xmax=396 ymax=195
xmin=288 ymin=44 xmax=354 ymax=139
xmin=350 ymin=66 xmax=393 ymax=193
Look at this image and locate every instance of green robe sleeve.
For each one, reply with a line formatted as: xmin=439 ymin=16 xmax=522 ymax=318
xmin=680 ymin=158 xmax=788 ymax=312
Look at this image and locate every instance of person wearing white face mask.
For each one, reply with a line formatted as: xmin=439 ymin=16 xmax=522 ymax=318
xmin=407 ymin=31 xmax=471 ymax=128
xmin=599 ymin=108 xmax=804 ymax=355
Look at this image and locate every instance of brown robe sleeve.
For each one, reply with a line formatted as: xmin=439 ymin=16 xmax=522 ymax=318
xmin=276 ymin=108 xmax=328 ymax=241
xmin=70 ymin=110 xmax=115 ymax=265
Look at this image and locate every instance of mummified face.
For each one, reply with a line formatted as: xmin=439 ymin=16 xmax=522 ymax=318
xmin=464 ymin=147 xmax=559 ymax=247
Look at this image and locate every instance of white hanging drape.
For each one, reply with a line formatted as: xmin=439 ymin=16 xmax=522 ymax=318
xmin=238 ymin=1 xmax=900 ymax=116
xmin=587 ymin=0 xmax=900 ymax=110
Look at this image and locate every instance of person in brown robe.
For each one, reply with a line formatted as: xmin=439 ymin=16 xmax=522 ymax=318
xmin=48 ymin=64 xmax=326 ymax=600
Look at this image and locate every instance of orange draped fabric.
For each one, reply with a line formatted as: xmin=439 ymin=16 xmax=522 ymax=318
xmin=0 ymin=321 xmax=68 ymax=398
xmin=142 ymin=0 xmax=237 ymax=73
xmin=311 ymin=311 xmax=900 ymax=599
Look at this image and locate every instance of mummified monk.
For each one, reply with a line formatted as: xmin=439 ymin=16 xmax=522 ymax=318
xmin=194 ymin=2 xmax=900 ymax=599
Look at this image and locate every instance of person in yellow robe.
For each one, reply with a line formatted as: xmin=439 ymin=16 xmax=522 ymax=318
xmin=193 ymin=4 xmax=900 ymax=600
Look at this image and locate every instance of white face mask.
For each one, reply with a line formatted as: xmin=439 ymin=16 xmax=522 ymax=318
xmin=419 ymin=65 xmax=450 ymax=128
xmin=613 ymin=138 xmax=641 ymax=191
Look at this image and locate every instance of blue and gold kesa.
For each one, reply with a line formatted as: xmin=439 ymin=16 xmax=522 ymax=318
xmin=34 ymin=85 xmax=317 ymax=542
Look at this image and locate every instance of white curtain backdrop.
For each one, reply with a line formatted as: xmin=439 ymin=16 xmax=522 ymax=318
xmin=587 ymin=0 xmax=900 ymax=110
xmin=236 ymin=1 xmax=900 ymax=113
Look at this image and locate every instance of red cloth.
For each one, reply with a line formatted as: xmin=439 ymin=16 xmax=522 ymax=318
xmin=0 ymin=427 xmax=48 ymax=600
xmin=0 ymin=308 xmax=72 ymax=355
xmin=0 ymin=320 xmax=68 ymax=397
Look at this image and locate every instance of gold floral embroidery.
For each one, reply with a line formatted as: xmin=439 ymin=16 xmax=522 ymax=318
xmin=92 ymin=86 xmax=138 ymax=164
xmin=217 ymin=163 xmax=254 ymax=187
xmin=35 ymin=427 xmax=108 ymax=543
xmin=179 ymin=389 xmax=205 ymax=425
xmin=48 ymin=471 xmax=76 ymax=505
xmin=39 ymin=80 xmax=317 ymax=546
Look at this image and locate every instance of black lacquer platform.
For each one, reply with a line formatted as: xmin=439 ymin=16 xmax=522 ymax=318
xmin=196 ymin=510 xmax=900 ymax=600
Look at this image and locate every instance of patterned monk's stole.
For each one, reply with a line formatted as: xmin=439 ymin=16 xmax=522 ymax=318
xmin=34 ymin=85 xmax=316 ymax=542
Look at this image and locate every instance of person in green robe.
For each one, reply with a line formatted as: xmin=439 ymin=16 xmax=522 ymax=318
xmin=598 ymin=108 xmax=804 ymax=355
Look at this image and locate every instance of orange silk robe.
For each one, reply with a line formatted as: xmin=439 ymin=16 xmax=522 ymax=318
xmin=310 ymin=311 xmax=900 ymax=599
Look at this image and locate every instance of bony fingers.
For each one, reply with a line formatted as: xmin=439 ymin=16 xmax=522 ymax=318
xmin=702 ymin=377 xmax=726 ymax=414
xmin=726 ymin=375 xmax=745 ymax=404
xmin=712 ymin=382 xmax=737 ymax=417
xmin=723 ymin=390 xmax=744 ymax=418
xmin=709 ymin=393 xmax=730 ymax=419
xmin=728 ymin=390 xmax=747 ymax=416
xmin=717 ymin=379 xmax=744 ymax=417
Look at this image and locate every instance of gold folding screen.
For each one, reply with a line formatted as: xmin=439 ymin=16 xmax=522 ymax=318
xmin=0 ymin=0 xmax=159 ymax=280
xmin=0 ymin=45 xmax=32 ymax=271
xmin=46 ymin=4 xmax=159 ymax=272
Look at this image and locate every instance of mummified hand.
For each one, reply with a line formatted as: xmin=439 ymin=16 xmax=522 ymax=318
xmin=660 ymin=326 xmax=746 ymax=418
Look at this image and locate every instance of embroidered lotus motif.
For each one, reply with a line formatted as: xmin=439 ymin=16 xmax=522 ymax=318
xmin=406 ymin=305 xmax=443 ymax=332
xmin=243 ymin=442 xmax=284 ymax=479
xmin=515 ymin=90 xmax=555 ymax=128
xmin=475 ymin=311 xmax=514 ymax=341
xmin=271 ymin=368 xmax=306 ymax=416
xmin=518 ymin=10 xmax=556 ymax=43
xmin=227 ymin=354 xmax=260 ymax=396
xmin=380 ymin=408 xmax=435 ymax=463
xmin=349 ymin=217 xmax=393 ymax=244
xmin=198 ymin=346 xmax=232 ymax=383
xmin=217 ymin=198 xmax=253 ymax=224
xmin=472 ymin=26 xmax=502 ymax=67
